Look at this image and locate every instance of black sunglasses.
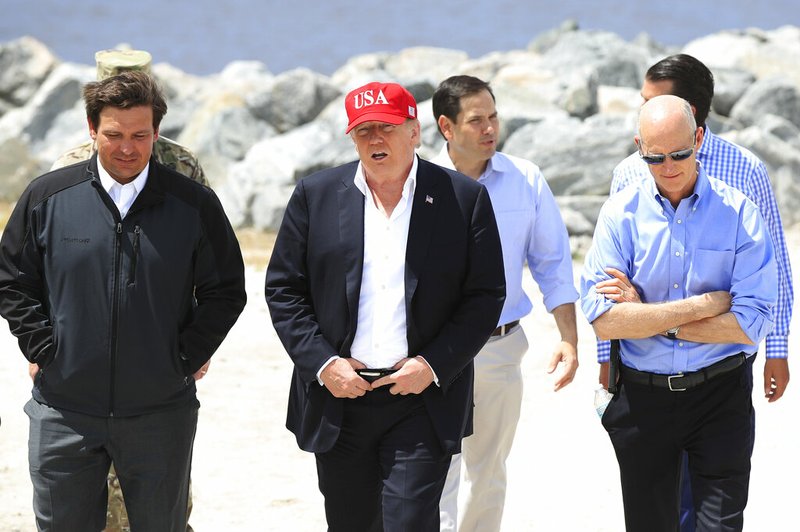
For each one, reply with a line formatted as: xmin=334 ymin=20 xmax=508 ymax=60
xmin=639 ymin=147 xmax=695 ymax=165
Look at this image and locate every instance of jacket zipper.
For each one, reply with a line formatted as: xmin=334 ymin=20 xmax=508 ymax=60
xmin=109 ymin=221 xmax=124 ymax=416
xmin=128 ymin=225 xmax=141 ymax=286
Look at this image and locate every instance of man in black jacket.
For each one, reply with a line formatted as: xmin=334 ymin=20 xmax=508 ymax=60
xmin=0 ymin=70 xmax=247 ymax=531
xmin=266 ymin=82 xmax=505 ymax=531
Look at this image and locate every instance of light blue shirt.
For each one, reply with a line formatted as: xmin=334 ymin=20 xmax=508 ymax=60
xmin=432 ymin=146 xmax=578 ymax=326
xmin=596 ymin=126 xmax=793 ymax=362
xmin=581 ymin=165 xmax=777 ymax=374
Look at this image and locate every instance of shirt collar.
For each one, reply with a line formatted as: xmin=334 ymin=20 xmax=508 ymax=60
xmin=96 ymin=156 xmax=150 ymax=195
xmin=644 ymin=161 xmax=709 ymax=208
xmin=437 ymin=143 xmax=507 ymax=181
xmin=353 ymin=155 xmax=418 ymax=199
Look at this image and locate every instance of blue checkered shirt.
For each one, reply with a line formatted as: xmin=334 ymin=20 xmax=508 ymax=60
xmin=596 ymin=127 xmax=793 ymax=362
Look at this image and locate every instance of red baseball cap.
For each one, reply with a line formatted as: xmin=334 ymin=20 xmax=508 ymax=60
xmin=344 ymin=82 xmax=417 ymax=134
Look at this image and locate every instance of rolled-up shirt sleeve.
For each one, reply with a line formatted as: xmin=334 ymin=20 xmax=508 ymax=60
xmin=728 ymin=200 xmax=778 ymax=345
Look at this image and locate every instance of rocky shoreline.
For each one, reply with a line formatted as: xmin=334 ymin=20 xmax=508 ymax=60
xmin=1 ymin=22 xmax=799 ymax=254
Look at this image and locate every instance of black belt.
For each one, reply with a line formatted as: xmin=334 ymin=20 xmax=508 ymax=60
xmin=491 ymin=320 xmax=520 ymax=337
xmin=621 ymin=353 xmax=746 ymax=392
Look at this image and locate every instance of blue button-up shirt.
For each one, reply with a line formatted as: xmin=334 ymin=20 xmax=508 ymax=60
xmin=432 ymin=146 xmax=578 ymax=325
xmin=596 ymin=126 xmax=793 ymax=362
xmin=581 ymin=165 xmax=777 ymax=374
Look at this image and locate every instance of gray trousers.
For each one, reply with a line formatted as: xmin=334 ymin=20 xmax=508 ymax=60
xmin=25 ymin=398 xmax=198 ymax=532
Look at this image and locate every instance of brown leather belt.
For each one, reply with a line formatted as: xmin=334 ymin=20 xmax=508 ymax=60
xmin=491 ymin=320 xmax=520 ymax=337
xmin=620 ymin=353 xmax=746 ymax=392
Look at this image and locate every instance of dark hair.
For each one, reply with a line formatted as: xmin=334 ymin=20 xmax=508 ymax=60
xmin=432 ymin=75 xmax=496 ymax=138
xmin=645 ymin=54 xmax=714 ymax=127
xmin=83 ymin=70 xmax=167 ymax=130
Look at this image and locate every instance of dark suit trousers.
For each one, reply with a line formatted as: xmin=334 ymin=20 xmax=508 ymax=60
xmin=679 ymin=357 xmax=755 ymax=532
xmin=315 ymin=387 xmax=451 ymax=532
xmin=25 ymin=398 xmax=198 ymax=532
xmin=602 ymin=360 xmax=754 ymax=532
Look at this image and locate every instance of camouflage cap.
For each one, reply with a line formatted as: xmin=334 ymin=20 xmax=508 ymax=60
xmin=95 ymin=49 xmax=152 ymax=80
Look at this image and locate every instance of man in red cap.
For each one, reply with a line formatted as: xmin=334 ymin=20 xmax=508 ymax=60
xmin=266 ymin=81 xmax=506 ymax=531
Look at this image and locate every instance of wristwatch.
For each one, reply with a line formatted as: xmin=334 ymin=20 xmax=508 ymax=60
xmin=665 ymin=326 xmax=680 ymax=339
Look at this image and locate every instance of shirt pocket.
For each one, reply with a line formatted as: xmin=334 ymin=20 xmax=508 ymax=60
xmin=687 ymin=249 xmax=734 ymax=294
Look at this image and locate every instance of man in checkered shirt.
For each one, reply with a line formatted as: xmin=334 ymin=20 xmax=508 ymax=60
xmin=595 ymin=53 xmax=793 ymax=532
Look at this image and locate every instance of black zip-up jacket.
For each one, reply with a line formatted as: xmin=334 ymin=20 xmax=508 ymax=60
xmin=0 ymin=154 xmax=247 ymax=417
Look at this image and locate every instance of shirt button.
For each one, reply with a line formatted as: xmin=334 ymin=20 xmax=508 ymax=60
xmin=678 ymin=342 xmax=684 ymax=347
xmin=677 ymin=219 xmax=682 ymax=224
xmin=673 ymin=283 xmax=679 ymax=289
xmin=675 ymin=251 xmax=681 ymax=257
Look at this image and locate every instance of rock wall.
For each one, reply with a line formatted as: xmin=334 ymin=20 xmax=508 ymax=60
xmin=2 ymin=23 xmax=799 ymax=250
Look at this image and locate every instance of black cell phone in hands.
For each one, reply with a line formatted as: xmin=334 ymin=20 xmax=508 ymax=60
xmin=356 ymin=368 xmax=396 ymax=383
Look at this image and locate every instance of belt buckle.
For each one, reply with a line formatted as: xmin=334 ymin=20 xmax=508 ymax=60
xmin=667 ymin=373 xmax=687 ymax=392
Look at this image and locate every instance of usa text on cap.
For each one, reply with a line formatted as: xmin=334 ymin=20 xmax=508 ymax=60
xmin=345 ymin=82 xmax=417 ymax=134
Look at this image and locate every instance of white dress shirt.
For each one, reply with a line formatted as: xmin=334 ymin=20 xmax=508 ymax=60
xmin=349 ymin=157 xmax=417 ymax=369
xmin=96 ymin=159 xmax=150 ymax=219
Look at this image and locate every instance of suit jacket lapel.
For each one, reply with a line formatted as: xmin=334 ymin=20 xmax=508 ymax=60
xmin=405 ymin=160 xmax=439 ymax=307
xmin=338 ymin=174 xmax=365 ymax=353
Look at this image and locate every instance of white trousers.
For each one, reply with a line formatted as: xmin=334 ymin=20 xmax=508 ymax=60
xmin=440 ymin=325 xmax=528 ymax=532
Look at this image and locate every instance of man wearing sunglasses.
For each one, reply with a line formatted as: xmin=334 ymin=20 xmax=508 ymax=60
xmin=594 ymin=54 xmax=792 ymax=532
xmin=580 ymin=94 xmax=777 ymax=531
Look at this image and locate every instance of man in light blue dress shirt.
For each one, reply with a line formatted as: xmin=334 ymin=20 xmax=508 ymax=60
xmin=432 ymin=75 xmax=579 ymax=532
xmin=595 ymin=54 xmax=792 ymax=532
xmin=581 ymin=95 xmax=777 ymax=532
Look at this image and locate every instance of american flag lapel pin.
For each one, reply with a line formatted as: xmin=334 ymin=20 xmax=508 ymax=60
xmin=425 ymin=195 xmax=434 ymax=205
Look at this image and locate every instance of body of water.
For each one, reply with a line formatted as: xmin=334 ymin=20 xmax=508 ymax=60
xmin=1 ymin=0 xmax=797 ymax=75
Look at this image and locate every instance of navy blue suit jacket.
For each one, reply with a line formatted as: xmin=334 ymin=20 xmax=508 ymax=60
xmin=266 ymin=157 xmax=505 ymax=454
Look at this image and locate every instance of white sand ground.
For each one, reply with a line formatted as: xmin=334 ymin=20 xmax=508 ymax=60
xmin=1 ymin=227 xmax=798 ymax=531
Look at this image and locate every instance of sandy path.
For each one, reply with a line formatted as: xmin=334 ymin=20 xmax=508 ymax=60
xmin=1 ymin=229 xmax=798 ymax=531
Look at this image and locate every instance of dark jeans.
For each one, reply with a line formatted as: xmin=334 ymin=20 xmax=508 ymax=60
xmin=25 ymin=398 xmax=198 ymax=532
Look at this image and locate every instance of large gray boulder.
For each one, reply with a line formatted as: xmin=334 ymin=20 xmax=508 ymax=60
xmin=534 ymin=28 xmax=660 ymax=88
xmin=217 ymin=60 xmax=274 ymax=91
xmin=502 ymin=113 xmax=636 ymax=196
xmin=178 ymin=92 xmax=274 ymax=189
xmin=383 ymin=47 xmax=469 ymax=100
xmin=721 ymin=123 xmax=800 ymax=227
xmin=557 ymin=195 xmax=607 ymax=232
xmin=152 ymin=63 xmax=209 ymax=139
xmin=491 ymin=57 xmax=575 ymax=120
xmin=729 ymin=76 xmax=800 ymax=129
xmin=246 ymin=67 xmax=340 ymax=133
xmin=330 ymin=52 xmax=393 ymax=91
xmin=0 ymin=62 xmax=93 ymax=158
xmin=218 ymin=121 xmax=339 ymax=230
xmin=711 ymin=68 xmax=756 ymax=117
xmin=0 ymin=137 xmax=48 ymax=201
xmin=684 ymin=26 xmax=800 ymax=88
xmin=0 ymin=36 xmax=59 ymax=109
